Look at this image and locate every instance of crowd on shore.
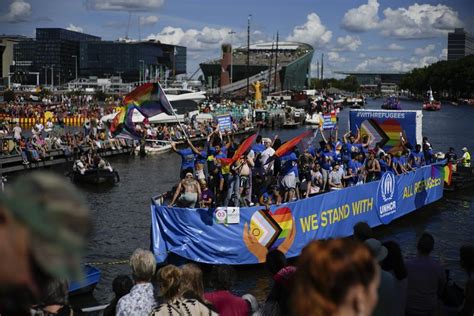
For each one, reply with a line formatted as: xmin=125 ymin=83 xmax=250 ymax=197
xmin=168 ymin=127 xmax=471 ymax=209
xmin=0 ymin=171 xmax=472 ymax=316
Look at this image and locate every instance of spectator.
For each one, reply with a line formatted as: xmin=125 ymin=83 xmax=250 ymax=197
xmin=353 ymin=221 xmax=373 ymax=242
xmin=103 ymin=275 xmax=133 ymax=316
xmin=0 ymin=172 xmax=90 ymax=315
xmin=204 ymin=265 xmax=249 ymax=316
xmin=382 ymin=240 xmax=408 ymax=316
xmin=116 ymin=248 xmax=157 ymax=315
xmin=31 ymin=278 xmax=73 ymax=315
xmin=151 ymin=264 xmax=216 ymax=315
xmin=180 ymin=263 xmax=217 ymax=313
xmin=405 ymin=232 xmax=446 ymax=316
xmin=460 ymin=245 xmax=474 ymax=316
xmin=293 ymin=238 xmax=379 ymax=316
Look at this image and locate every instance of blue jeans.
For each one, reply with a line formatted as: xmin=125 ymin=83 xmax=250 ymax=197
xmin=224 ymin=174 xmax=240 ymax=207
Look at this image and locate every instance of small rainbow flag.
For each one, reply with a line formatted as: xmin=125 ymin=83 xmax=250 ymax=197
xmin=441 ymin=162 xmax=453 ymax=186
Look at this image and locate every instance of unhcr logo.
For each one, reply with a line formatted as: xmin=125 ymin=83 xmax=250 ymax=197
xmin=377 ymin=172 xmax=398 ymax=224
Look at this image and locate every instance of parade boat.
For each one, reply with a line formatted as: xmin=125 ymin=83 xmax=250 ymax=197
xmin=423 ymin=89 xmax=441 ymax=111
xmin=71 ymin=167 xmax=120 ymax=185
xmin=150 ymin=163 xmax=446 ymax=266
xmin=305 ymin=113 xmax=321 ymax=126
xmin=381 ymin=96 xmax=401 ymax=110
xmin=134 ymin=139 xmax=172 ymax=156
xmin=68 ymin=265 xmax=101 ymax=296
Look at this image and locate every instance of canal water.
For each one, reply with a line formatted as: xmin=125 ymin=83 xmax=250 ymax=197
xmin=21 ymin=99 xmax=474 ymax=306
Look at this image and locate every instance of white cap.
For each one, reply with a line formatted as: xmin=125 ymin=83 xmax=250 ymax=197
xmin=462 ymin=147 xmax=468 ymax=151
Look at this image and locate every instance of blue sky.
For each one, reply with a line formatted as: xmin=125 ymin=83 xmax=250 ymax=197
xmin=1 ymin=0 xmax=473 ymax=78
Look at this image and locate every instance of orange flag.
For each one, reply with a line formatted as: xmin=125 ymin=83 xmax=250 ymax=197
xmin=218 ymin=133 xmax=258 ymax=166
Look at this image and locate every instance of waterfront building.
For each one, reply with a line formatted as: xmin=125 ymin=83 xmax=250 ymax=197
xmin=10 ymin=28 xmax=186 ymax=88
xmin=200 ymin=41 xmax=314 ymax=93
xmin=0 ymin=35 xmax=30 ymax=88
xmin=334 ymin=71 xmax=407 ymax=94
xmin=447 ymin=28 xmax=474 ymax=61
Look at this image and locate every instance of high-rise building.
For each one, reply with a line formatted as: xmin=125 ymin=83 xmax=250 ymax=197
xmin=447 ymin=28 xmax=474 ymax=61
xmin=0 ymin=35 xmax=29 ymax=86
xmin=10 ymin=28 xmax=186 ymax=87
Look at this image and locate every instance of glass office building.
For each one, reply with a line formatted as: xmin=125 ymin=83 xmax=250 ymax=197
xmin=448 ymin=28 xmax=474 ymax=61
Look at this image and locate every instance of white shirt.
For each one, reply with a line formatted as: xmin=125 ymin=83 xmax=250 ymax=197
xmin=13 ymin=126 xmax=22 ymax=140
xmin=260 ymin=146 xmax=275 ymax=173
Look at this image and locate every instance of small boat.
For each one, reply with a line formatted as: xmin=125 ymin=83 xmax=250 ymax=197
xmin=72 ymin=168 xmax=120 ymax=185
xmin=381 ymin=96 xmax=401 ymax=110
xmin=281 ymin=121 xmax=300 ymax=129
xmin=350 ymin=102 xmax=363 ymax=109
xmin=69 ymin=265 xmax=101 ymax=296
xmin=423 ymin=89 xmax=441 ymax=111
xmin=135 ymin=139 xmax=172 ymax=156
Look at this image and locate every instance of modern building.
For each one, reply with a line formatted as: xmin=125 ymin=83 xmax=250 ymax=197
xmin=200 ymin=41 xmax=314 ymax=93
xmin=10 ymin=28 xmax=186 ymax=87
xmin=79 ymin=41 xmax=186 ymax=83
xmin=334 ymin=71 xmax=407 ymax=93
xmin=0 ymin=35 xmax=30 ymax=87
xmin=448 ymin=28 xmax=474 ymax=61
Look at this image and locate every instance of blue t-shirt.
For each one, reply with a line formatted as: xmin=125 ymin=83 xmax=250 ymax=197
xmin=251 ymin=143 xmax=265 ymax=155
xmin=410 ymin=151 xmax=425 ymax=167
xmin=195 ymin=150 xmax=208 ymax=165
xmin=348 ymin=159 xmax=362 ymax=173
xmin=178 ymin=148 xmax=196 ymax=171
xmin=280 ymin=152 xmax=298 ymax=176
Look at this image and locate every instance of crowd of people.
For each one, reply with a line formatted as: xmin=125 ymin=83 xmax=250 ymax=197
xmin=168 ymin=126 xmax=471 ymax=209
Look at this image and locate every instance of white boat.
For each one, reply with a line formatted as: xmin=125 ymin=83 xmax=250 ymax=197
xmin=305 ymin=113 xmax=321 ymax=125
xmin=135 ymin=140 xmax=172 ymax=155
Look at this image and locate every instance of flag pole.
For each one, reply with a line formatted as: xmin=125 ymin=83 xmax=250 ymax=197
xmin=157 ymin=81 xmax=190 ymax=141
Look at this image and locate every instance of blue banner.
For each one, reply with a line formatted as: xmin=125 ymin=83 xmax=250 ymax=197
xmin=217 ymin=115 xmax=232 ymax=132
xmin=349 ymin=110 xmax=422 ymax=154
xmin=151 ymin=163 xmax=444 ymax=264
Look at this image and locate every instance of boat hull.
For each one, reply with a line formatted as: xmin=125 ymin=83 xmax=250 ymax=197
xmin=69 ymin=265 xmax=101 ymax=296
xmin=72 ymin=169 xmax=119 ymax=185
xmin=150 ymin=163 xmax=445 ymax=265
xmin=423 ymin=101 xmax=441 ymax=111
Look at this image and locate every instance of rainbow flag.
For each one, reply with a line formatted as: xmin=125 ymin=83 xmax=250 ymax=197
xmin=111 ymin=82 xmax=174 ymax=138
xmin=218 ymin=133 xmax=258 ymax=166
xmin=441 ymin=162 xmax=453 ymax=186
xmin=274 ymin=130 xmax=313 ymax=158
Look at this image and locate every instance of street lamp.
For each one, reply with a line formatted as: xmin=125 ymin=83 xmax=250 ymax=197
xmin=72 ymin=55 xmax=78 ymax=81
xmin=139 ymin=60 xmax=145 ymax=84
xmin=228 ymin=30 xmax=236 ymax=84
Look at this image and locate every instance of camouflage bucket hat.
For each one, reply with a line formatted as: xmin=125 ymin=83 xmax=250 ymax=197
xmin=0 ymin=172 xmax=91 ymax=281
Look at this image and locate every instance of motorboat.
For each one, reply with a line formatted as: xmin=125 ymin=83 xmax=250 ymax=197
xmin=381 ymin=96 xmax=401 ymax=110
xmin=71 ymin=165 xmax=120 ymax=185
xmin=69 ymin=265 xmax=101 ymax=296
xmin=305 ymin=113 xmax=321 ymax=126
xmin=135 ymin=139 xmax=172 ymax=155
xmin=423 ymin=89 xmax=441 ymax=111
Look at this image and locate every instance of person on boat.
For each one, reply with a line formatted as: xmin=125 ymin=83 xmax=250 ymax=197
xmin=116 ymin=248 xmax=157 ymax=315
xmin=423 ymin=143 xmax=434 ymax=165
xmin=260 ymin=137 xmax=276 ymax=175
xmin=445 ymin=147 xmax=458 ymax=164
xmin=365 ymin=151 xmax=381 ymax=182
xmin=304 ymin=163 xmax=323 ymax=196
xmin=343 ymin=167 xmax=359 ymax=187
xmin=459 ymin=147 xmax=471 ymax=167
xmin=204 ymin=265 xmax=250 ymax=316
xmin=328 ymin=163 xmax=344 ymax=190
xmin=169 ymin=173 xmax=201 ymax=208
xmin=259 ymin=184 xmax=282 ymax=207
xmin=279 ymin=150 xmax=299 ymax=202
xmin=293 ymin=238 xmax=380 ymax=316
xmin=73 ymin=155 xmax=88 ymax=175
xmin=199 ymin=180 xmax=214 ymax=208
xmin=409 ymin=144 xmax=425 ymax=169
xmin=171 ymin=141 xmax=196 ymax=179
xmin=151 ymin=264 xmax=217 ymax=316
xmin=186 ymin=139 xmax=208 ymax=181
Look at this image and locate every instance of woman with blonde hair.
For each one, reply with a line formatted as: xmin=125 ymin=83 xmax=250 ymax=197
xmin=151 ymin=264 xmax=217 ymax=316
xmin=180 ymin=263 xmax=217 ymax=312
xmin=293 ymin=238 xmax=380 ymax=316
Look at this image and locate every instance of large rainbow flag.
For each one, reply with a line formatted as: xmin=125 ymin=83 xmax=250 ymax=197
xmin=218 ymin=133 xmax=258 ymax=166
xmin=111 ymin=82 xmax=174 ymax=138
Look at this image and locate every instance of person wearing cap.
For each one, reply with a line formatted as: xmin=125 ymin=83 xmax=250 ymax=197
xmin=260 ymin=137 xmax=275 ymax=175
xmin=365 ymin=238 xmax=396 ymax=316
xmin=169 ymin=172 xmax=201 ymax=208
xmin=459 ymin=147 xmax=471 ymax=167
xmin=0 ymin=172 xmax=91 ymax=315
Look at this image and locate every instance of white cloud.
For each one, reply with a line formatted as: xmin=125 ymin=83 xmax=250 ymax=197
xmin=356 ymin=55 xmax=440 ymax=72
xmin=286 ymin=13 xmax=332 ymax=47
xmin=380 ymin=3 xmax=463 ymax=39
xmin=336 ymin=35 xmax=361 ymax=51
xmin=414 ymin=44 xmax=435 ymax=56
xmin=439 ymin=48 xmax=448 ymax=60
xmin=327 ymin=52 xmax=347 ymax=63
xmin=359 ymin=53 xmax=367 ymax=58
xmin=387 ymin=43 xmax=404 ymax=50
xmin=86 ymin=0 xmax=164 ymax=11
xmin=0 ymin=0 xmax=31 ymax=23
xmin=341 ymin=0 xmax=379 ymax=32
xmin=146 ymin=26 xmax=233 ymax=51
xmin=341 ymin=0 xmax=463 ymax=39
xmin=66 ymin=23 xmax=84 ymax=33
xmin=139 ymin=15 xmax=159 ymax=26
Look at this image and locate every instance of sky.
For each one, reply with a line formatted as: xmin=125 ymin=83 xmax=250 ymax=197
xmin=0 ymin=0 xmax=473 ymax=78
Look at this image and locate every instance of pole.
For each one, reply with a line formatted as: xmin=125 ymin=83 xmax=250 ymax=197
xmin=158 ymin=82 xmax=189 ymax=140
xmin=321 ymin=53 xmax=324 ymax=82
xmin=267 ymin=37 xmax=274 ymax=94
xmin=274 ymin=31 xmax=279 ymax=93
xmin=51 ymin=65 xmax=54 ymax=89
xmin=228 ymin=30 xmax=236 ymax=84
xmin=44 ymin=66 xmax=47 ymax=86
xmin=139 ymin=60 xmax=144 ymax=85
xmin=246 ymin=14 xmax=251 ymax=98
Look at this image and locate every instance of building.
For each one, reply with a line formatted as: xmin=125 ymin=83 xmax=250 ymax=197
xmin=79 ymin=41 xmax=186 ymax=83
xmin=200 ymin=41 xmax=314 ymax=93
xmin=10 ymin=28 xmax=186 ymax=87
xmin=0 ymin=35 xmax=30 ymax=87
xmin=334 ymin=71 xmax=407 ymax=94
xmin=448 ymin=28 xmax=474 ymax=61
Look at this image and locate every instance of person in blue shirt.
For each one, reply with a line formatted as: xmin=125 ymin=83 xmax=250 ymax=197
xmin=279 ymin=151 xmax=298 ymax=202
xmin=409 ymin=144 xmax=425 ymax=168
xmin=423 ymin=143 xmax=433 ymax=165
xmin=187 ymin=139 xmax=208 ymax=181
xmin=171 ymin=141 xmax=196 ymax=179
